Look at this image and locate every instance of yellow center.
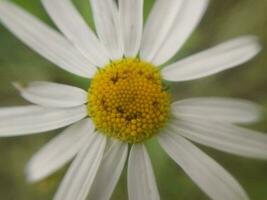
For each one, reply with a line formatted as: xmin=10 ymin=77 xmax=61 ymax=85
xmin=88 ymin=58 xmax=171 ymax=143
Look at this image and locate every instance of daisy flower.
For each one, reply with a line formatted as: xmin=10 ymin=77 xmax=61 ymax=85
xmin=0 ymin=0 xmax=266 ymax=200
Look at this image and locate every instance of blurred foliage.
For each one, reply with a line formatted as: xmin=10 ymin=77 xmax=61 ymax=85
xmin=0 ymin=0 xmax=267 ymax=199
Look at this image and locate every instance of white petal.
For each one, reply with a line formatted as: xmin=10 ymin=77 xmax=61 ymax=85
xmin=128 ymin=144 xmax=160 ymax=200
xmin=158 ymin=132 xmax=249 ymax=200
xmin=0 ymin=105 xmax=40 ymax=117
xmin=170 ymin=119 xmax=267 ymax=160
xmin=14 ymin=81 xmax=88 ymax=108
xmin=41 ymin=0 xmax=109 ymax=67
xmin=0 ymin=105 xmax=87 ymax=137
xmin=141 ymin=0 xmax=208 ymax=65
xmin=172 ymin=97 xmax=261 ymax=124
xmin=140 ymin=0 xmax=184 ymax=62
xmin=163 ymin=36 xmax=261 ymax=81
xmin=88 ymin=139 xmax=128 ymax=200
xmin=26 ymin=118 xmax=95 ymax=182
xmin=90 ymin=0 xmax=123 ymax=60
xmin=119 ymin=0 xmax=143 ymax=57
xmin=0 ymin=1 xmax=96 ymax=78
xmin=54 ymin=132 xmax=106 ymax=200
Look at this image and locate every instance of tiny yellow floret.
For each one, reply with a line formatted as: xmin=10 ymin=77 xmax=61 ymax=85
xmin=88 ymin=58 xmax=171 ymax=143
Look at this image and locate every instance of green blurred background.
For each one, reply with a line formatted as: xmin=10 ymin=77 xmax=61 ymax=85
xmin=0 ymin=0 xmax=267 ymax=199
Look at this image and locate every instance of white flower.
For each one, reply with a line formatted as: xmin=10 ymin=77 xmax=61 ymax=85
xmin=0 ymin=0 xmax=266 ymax=200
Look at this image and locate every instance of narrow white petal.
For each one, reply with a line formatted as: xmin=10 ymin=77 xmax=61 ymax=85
xmin=128 ymin=144 xmax=160 ymax=200
xmin=172 ymin=97 xmax=261 ymax=124
xmin=163 ymin=36 xmax=261 ymax=81
xmin=140 ymin=0 xmax=184 ymax=62
xmin=14 ymin=81 xmax=87 ymax=108
xmin=0 ymin=105 xmax=87 ymax=137
xmin=141 ymin=0 xmax=208 ymax=65
xmin=170 ymin=119 xmax=267 ymax=159
xmin=54 ymin=132 xmax=106 ymax=200
xmin=41 ymin=0 xmax=109 ymax=67
xmin=89 ymin=139 xmax=128 ymax=200
xmin=26 ymin=119 xmax=95 ymax=182
xmin=90 ymin=0 xmax=123 ymax=60
xmin=0 ymin=105 xmax=40 ymax=117
xmin=119 ymin=0 xmax=143 ymax=57
xmin=158 ymin=132 xmax=249 ymax=200
xmin=0 ymin=1 xmax=96 ymax=78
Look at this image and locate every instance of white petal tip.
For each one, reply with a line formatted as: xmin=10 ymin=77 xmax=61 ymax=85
xmin=24 ymin=166 xmax=41 ymax=183
xmin=12 ymin=82 xmax=23 ymax=91
xmin=25 ymin=161 xmax=51 ymax=183
xmin=245 ymin=35 xmax=262 ymax=52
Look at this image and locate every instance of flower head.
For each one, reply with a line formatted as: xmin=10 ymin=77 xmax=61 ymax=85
xmin=89 ymin=58 xmax=171 ymax=143
xmin=0 ymin=0 xmax=266 ymax=200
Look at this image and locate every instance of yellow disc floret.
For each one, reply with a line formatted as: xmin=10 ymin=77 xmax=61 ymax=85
xmin=88 ymin=58 xmax=171 ymax=143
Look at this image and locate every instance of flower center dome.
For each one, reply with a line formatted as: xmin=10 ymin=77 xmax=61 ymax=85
xmin=88 ymin=58 xmax=170 ymax=143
